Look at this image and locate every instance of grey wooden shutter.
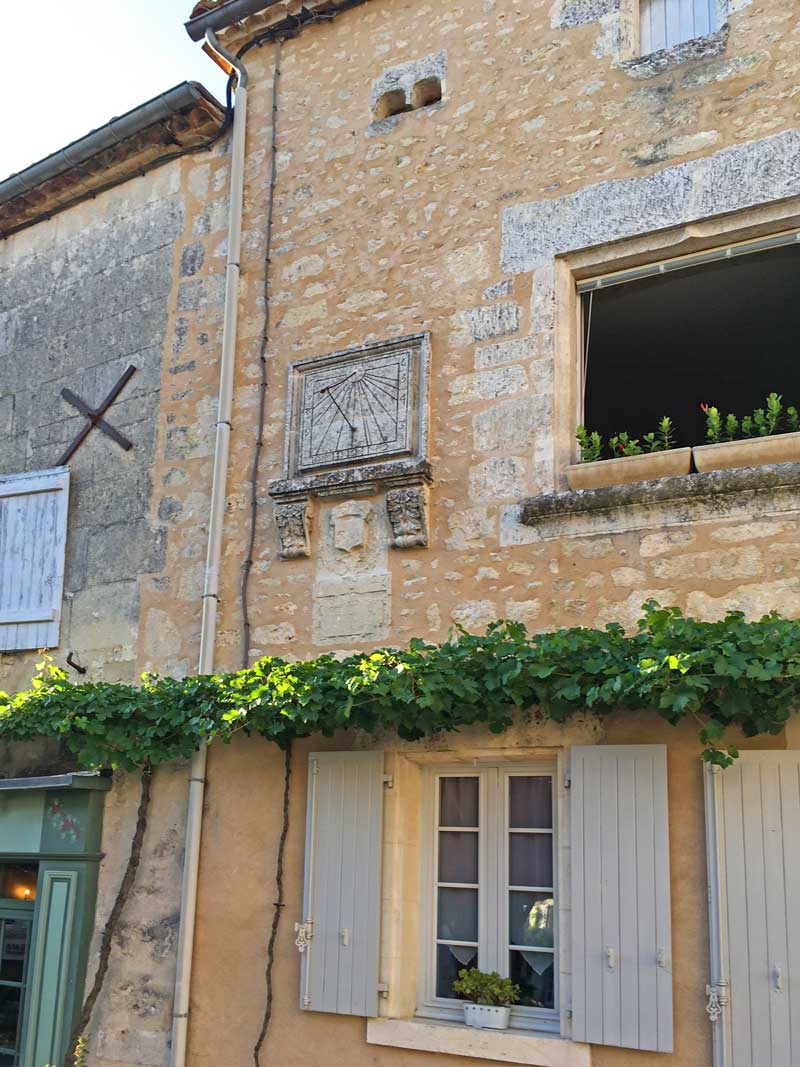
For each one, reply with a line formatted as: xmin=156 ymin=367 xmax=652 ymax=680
xmin=299 ymin=750 xmax=384 ymax=1017
xmin=640 ymin=0 xmax=717 ymax=53
xmin=0 ymin=467 xmax=70 ymax=652
xmin=705 ymin=752 xmax=800 ymax=1067
xmin=571 ymin=745 xmax=673 ymax=1051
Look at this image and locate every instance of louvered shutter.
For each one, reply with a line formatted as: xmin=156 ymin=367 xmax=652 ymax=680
xmin=0 ymin=467 xmax=70 ymax=652
xmin=299 ymin=750 xmax=384 ymax=1016
xmin=571 ymin=745 xmax=673 ymax=1051
xmin=640 ymin=0 xmax=717 ymax=53
xmin=705 ymin=752 xmax=800 ymax=1067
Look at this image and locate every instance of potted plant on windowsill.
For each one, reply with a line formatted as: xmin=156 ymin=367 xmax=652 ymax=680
xmin=693 ymin=394 xmax=800 ymax=473
xmin=452 ymin=967 xmax=520 ymax=1031
xmin=566 ymin=417 xmax=692 ymax=491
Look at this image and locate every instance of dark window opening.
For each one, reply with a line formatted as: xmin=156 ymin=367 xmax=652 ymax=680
xmin=412 ymin=76 xmax=443 ymax=110
xmin=582 ymin=243 xmax=800 ymax=449
xmin=374 ymin=89 xmax=410 ymax=121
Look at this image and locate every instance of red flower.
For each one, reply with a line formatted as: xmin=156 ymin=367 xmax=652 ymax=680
xmin=700 ymin=403 xmax=709 ymax=413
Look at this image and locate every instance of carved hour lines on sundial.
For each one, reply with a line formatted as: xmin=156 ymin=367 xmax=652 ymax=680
xmin=310 ymin=365 xmax=401 ymax=455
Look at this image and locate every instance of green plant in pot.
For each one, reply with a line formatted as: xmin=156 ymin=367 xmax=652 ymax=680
xmin=452 ymin=967 xmax=521 ymax=1030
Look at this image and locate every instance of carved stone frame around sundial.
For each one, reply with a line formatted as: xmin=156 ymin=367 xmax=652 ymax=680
xmin=283 ymin=333 xmax=430 ymax=484
xmin=268 ymin=334 xmax=432 ymax=559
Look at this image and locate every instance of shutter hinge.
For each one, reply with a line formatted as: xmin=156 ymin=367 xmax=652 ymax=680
xmin=294 ymin=920 xmax=313 ymax=953
xmin=311 ymin=758 xmax=319 ymax=776
xmin=303 ymin=994 xmax=312 ymax=1008
xmin=563 ymin=776 xmax=571 ymax=789
xmin=705 ymin=979 xmax=729 ymax=1023
xmin=378 ymin=982 xmax=389 ymax=998
xmin=383 ymin=774 xmax=394 ymax=789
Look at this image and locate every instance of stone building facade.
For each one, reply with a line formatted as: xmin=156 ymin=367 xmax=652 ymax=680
xmin=2 ymin=0 xmax=800 ymax=1066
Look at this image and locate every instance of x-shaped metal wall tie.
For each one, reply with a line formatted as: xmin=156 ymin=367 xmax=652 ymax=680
xmin=57 ymin=365 xmax=137 ymax=465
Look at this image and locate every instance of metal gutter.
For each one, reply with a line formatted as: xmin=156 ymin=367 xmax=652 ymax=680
xmin=0 ymin=82 xmax=223 ymax=207
xmin=185 ymin=0 xmax=369 ymax=44
xmin=185 ymin=0 xmax=283 ymax=41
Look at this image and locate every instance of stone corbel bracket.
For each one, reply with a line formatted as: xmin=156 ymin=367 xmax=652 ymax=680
xmin=273 ymin=494 xmax=312 ymax=560
xmin=269 ymin=458 xmax=432 ymax=557
xmin=386 ymin=483 xmax=428 ymax=549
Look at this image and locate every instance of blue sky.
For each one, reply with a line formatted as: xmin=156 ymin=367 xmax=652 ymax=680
xmin=1 ymin=0 xmax=228 ymax=180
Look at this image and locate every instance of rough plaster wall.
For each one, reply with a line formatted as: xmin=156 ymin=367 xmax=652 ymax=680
xmin=183 ymin=0 xmax=800 ymax=1064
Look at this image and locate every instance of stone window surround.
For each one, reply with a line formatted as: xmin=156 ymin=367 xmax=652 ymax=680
xmin=539 ymin=197 xmax=800 ymax=494
xmin=372 ymin=744 xmax=593 ymax=1066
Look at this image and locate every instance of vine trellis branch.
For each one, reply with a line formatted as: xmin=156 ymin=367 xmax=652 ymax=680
xmin=3 ymin=602 xmax=800 ymax=770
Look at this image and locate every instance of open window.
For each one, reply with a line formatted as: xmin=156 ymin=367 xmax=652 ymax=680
xmin=580 ymin=235 xmax=800 ymax=450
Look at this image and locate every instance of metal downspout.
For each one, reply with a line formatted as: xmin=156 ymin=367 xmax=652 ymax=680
xmin=170 ymin=30 xmax=249 ymax=1067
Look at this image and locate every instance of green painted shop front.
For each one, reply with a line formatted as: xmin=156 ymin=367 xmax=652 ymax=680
xmin=0 ymin=774 xmax=108 ymax=1067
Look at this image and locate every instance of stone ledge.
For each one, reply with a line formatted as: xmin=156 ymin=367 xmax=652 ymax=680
xmin=617 ymin=24 xmax=730 ymax=80
xmin=366 ymin=1017 xmax=591 ymax=1067
xmin=269 ymin=457 xmax=432 ymax=502
xmin=520 ymin=462 xmax=800 ymax=525
xmin=502 ymin=462 xmax=800 ymax=546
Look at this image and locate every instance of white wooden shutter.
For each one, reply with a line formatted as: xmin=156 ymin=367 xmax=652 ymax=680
xmin=299 ymin=750 xmax=384 ymax=1017
xmin=571 ymin=745 xmax=673 ymax=1051
xmin=705 ymin=752 xmax=800 ymax=1067
xmin=0 ymin=467 xmax=70 ymax=652
xmin=640 ymin=0 xmax=717 ymax=53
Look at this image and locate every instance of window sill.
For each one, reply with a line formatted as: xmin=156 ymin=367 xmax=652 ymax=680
xmin=507 ymin=460 xmax=800 ymax=544
xmin=617 ymin=23 xmax=729 ymax=80
xmin=366 ymin=1017 xmax=591 ymax=1066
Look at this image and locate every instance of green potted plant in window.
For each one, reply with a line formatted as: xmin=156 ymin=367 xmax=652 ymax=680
xmin=452 ymin=967 xmax=520 ymax=1030
xmin=693 ymin=394 xmax=800 ymax=472
xmin=567 ymin=417 xmax=692 ymax=490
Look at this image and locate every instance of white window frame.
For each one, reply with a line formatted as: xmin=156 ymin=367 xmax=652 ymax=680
xmin=417 ymin=761 xmax=560 ymax=1035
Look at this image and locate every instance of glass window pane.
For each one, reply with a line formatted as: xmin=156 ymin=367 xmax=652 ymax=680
xmin=439 ymin=831 xmax=478 ymax=884
xmin=438 ymin=887 xmax=478 ymax=942
xmin=439 ymin=777 xmax=479 ymax=827
xmin=0 ymin=920 xmax=30 ymax=983
xmin=0 ymin=864 xmax=37 ymax=903
xmin=0 ymin=986 xmax=22 ymax=1051
xmin=436 ymin=943 xmax=478 ymax=999
xmin=509 ymin=891 xmax=554 ymax=948
xmin=509 ymin=832 xmax=553 ymax=887
xmin=510 ymin=949 xmax=554 ymax=1009
xmin=0 ymin=1054 xmax=14 ymax=1067
xmin=509 ymin=776 xmax=552 ymax=829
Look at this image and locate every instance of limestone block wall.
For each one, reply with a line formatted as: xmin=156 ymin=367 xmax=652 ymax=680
xmin=183 ymin=0 xmax=800 ymax=1065
xmin=0 ymin=138 xmax=230 ymax=1066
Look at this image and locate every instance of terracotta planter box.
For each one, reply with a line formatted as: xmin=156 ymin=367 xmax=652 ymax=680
xmin=566 ymin=448 xmax=693 ymax=491
xmin=693 ymin=432 xmax=800 ymax=473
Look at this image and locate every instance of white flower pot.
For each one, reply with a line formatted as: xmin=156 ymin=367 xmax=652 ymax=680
xmin=463 ymin=1003 xmax=511 ymax=1030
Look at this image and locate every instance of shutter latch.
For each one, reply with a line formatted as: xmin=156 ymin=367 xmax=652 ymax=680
xmin=705 ymin=979 xmax=729 ymax=1022
xmin=383 ymin=775 xmax=394 ymax=789
xmin=294 ymin=920 xmax=313 ymax=953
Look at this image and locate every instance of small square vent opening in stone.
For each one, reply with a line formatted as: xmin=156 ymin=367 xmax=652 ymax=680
xmin=412 ymin=76 xmax=442 ymax=109
xmin=374 ymin=88 xmax=411 ymax=121
xmin=580 ymin=236 xmax=800 ymax=449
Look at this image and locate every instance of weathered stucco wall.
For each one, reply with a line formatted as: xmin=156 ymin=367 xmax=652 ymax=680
xmin=179 ymin=0 xmax=800 ymax=1064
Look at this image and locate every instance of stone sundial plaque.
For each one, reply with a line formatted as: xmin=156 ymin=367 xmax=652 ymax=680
xmin=287 ymin=335 xmax=429 ymax=479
